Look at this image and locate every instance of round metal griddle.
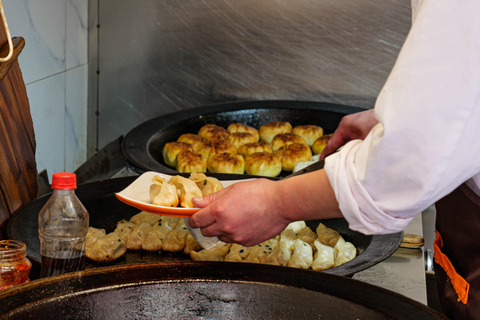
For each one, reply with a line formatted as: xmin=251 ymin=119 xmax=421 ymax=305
xmin=121 ymin=100 xmax=364 ymax=175
xmin=0 ymin=261 xmax=446 ymax=319
xmin=6 ymin=176 xmax=402 ymax=278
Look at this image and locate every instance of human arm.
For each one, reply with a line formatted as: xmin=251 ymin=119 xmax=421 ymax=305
xmin=319 ymin=109 xmax=379 ymax=160
xmin=190 ymin=169 xmax=341 ymax=247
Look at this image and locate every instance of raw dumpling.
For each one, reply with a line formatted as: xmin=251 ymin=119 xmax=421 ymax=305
xmin=224 ymin=244 xmax=251 ymax=262
xmin=311 ymin=239 xmax=335 ymax=271
xmin=114 ymin=219 xmax=136 ymax=241
xmin=184 ymin=233 xmax=202 ymax=255
xmin=86 ymin=232 xmax=127 ymax=262
xmin=142 ymin=216 xmax=180 ymax=251
xmin=189 ymin=172 xmax=224 ymax=196
xmin=169 ymin=175 xmax=203 ymax=208
xmin=334 ymin=237 xmax=357 ymax=267
xmin=316 ymin=223 xmax=341 ymax=247
xmin=129 ymin=211 xmax=163 ymax=226
xmin=86 ymin=227 xmax=106 ymax=248
xmin=162 ymin=218 xmax=190 ymax=252
xmin=149 ymin=176 xmax=179 ymax=207
xmin=263 ymin=241 xmax=292 ymax=266
xmin=287 ymin=239 xmax=313 ymax=269
xmin=126 ymin=222 xmax=153 ymax=250
xmin=190 ymin=243 xmax=232 ymax=261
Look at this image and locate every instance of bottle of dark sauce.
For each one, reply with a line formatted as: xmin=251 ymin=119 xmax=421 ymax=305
xmin=38 ymin=172 xmax=89 ymax=278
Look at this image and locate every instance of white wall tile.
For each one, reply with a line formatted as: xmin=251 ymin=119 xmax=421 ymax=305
xmin=3 ymin=0 xmax=66 ymax=85
xmin=26 ymin=74 xmax=66 ymax=180
xmin=66 ymin=0 xmax=88 ymax=69
xmin=65 ymin=65 xmax=88 ymax=172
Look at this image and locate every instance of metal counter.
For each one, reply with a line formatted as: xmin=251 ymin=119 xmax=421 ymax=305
xmin=353 ymin=214 xmax=427 ymax=304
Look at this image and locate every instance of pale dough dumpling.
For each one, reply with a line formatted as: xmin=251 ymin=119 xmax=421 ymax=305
xmin=316 ymin=223 xmax=341 ymax=247
xmin=149 ymin=176 xmax=179 ymax=207
xmin=86 ymin=232 xmax=127 ymax=262
xmin=263 ymin=241 xmax=292 ymax=266
xmin=169 ymin=175 xmax=203 ymax=208
xmin=86 ymin=227 xmax=106 ymax=248
xmin=184 ymin=233 xmax=202 ymax=255
xmin=190 ymin=243 xmax=232 ymax=261
xmin=245 ymin=237 xmax=279 ymax=264
xmin=189 ymin=172 xmax=224 ymax=196
xmin=114 ymin=219 xmax=136 ymax=241
xmin=129 ymin=211 xmax=163 ymax=226
xmin=126 ymin=222 xmax=153 ymax=250
xmin=287 ymin=239 xmax=313 ymax=269
xmin=311 ymin=239 xmax=335 ymax=271
xmin=162 ymin=218 xmax=190 ymax=252
xmin=224 ymin=244 xmax=251 ymax=262
xmin=141 ymin=216 xmax=180 ymax=251
xmin=334 ymin=237 xmax=357 ymax=267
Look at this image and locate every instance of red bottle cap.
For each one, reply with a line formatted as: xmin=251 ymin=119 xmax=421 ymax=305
xmin=51 ymin=172 xmax=77 ymax=189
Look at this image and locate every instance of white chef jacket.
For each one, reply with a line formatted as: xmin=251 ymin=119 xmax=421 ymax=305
xmin=324 ymin=0 xmax=480 ymax=235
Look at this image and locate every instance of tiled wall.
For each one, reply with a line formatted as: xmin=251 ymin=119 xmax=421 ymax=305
xmin=3 ymin=0 xmax=92 ymax=182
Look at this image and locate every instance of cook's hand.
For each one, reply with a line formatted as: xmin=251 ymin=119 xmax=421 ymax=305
xmin=320 ymin=109 xmax=379 ymax=159
xmin=189 ymin=178 xmax=291 ymax=247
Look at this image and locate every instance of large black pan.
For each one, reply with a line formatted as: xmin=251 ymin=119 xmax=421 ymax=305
xmin=0 ymin=261 xmax=446 ymax=319
xmin=121 ymin=100 xmax=364 ymax=175
xmin=6 ymin=176 xmax=402 ymax=279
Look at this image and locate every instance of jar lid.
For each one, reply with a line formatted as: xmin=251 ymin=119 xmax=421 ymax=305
xmin=51 ymin=172 xmax=77 ymax=189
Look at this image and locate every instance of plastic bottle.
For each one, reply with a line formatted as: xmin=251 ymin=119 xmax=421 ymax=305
xmin=38 ymin=172 xmax=89 ymax=278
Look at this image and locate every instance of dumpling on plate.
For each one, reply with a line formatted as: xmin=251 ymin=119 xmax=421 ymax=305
xmin=311 ymin=239 xmax=335 ymax=271
xmin=190 ymin=243 xmax=232 ymax=261
xmin=287 ymin=239 xmax=313 ymax=269
xmin=189 ymin=172 xmax=224 ymax=196
xmin=169 ymin=175 xmax=203 ymax=208
xmin=149 ymin=176 xmax=179 ymax=207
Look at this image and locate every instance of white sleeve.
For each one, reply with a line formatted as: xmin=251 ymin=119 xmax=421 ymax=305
xmin=325 ymin=0 xmax=480 ymax=234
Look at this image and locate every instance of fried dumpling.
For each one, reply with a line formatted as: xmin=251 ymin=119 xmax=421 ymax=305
xmin=176 ymin=150 xmax=207 ymax=173
xmin=169 ymin=175 xmax=203 ymax=208
xmin=162 ymin=142 xmax=194 ymax=168
xmin=190 ymin=243 xmax=232 ymax=261
xmin=161 ymin=218 xmax=190 ymax=252
xmin=227 ymin=123 xmax=259 ymax=142
xmin=245 ymin=152 xmax=282 ymax=177
xmin=279 ymin=143 xmax=313 ymax=172
xmin=259 ymin=121 xmax=292 ymax=144
xmin=333 ymin=237 xmax=357 ymax=267
xmin=210 ymin=140 xmax=237 ymax=155
xmin=245 ymin=237 xmax=279 ymax=264
xmin=316 ymin=223 xmax=341 ymax=247
xmin=270 ymin=133 xmax=307 ymax=153
xmin=207 ymin=153 xmax=245 ymax=174
xmin=189 ymin=172 xmax=224 ymax=196
xmin=86 ymin=232 xmax=127 ymax=262
xmin=198 ymin=124 xmax=230 ymax=141
xmin=224 ymin=244 xmax=251 ymax=262
xmin=227 ymin=132 xmax=258 ymax=149
xmin=149 ymin=176 xmax=179 ymax=207
xmin=292 ymin=125 xmax=324 ymax=147
xmin=287 ymin=239 xmax=313 ymax=269
xmin=312 ymin=134 xmax=333 ymax=155
xmin=311 ymin=239 xmax=335 ymax=271
xmin=237 ymin=141 xmax=272 ymax=158
xmin=297 ymin=226 xmax=318 ymax=247
xmin=177 ymin=133 xmax=205 ymax=150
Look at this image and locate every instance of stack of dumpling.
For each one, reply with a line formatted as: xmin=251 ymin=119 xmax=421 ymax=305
xmin=189 ymin=221 xmax=357 ymax=271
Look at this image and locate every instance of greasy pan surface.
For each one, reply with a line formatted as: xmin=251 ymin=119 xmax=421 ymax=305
xmin=7 ymin=176 xmax=402 ymax=278
xmin=122 ymin=100 xmax=364 ymax=176
xmin=0 ymin=262 xmax=446 ymax=319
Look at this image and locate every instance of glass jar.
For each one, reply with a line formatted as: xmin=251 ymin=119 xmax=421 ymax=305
xmin=0 ymin=240 xmax=32 ymax=290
